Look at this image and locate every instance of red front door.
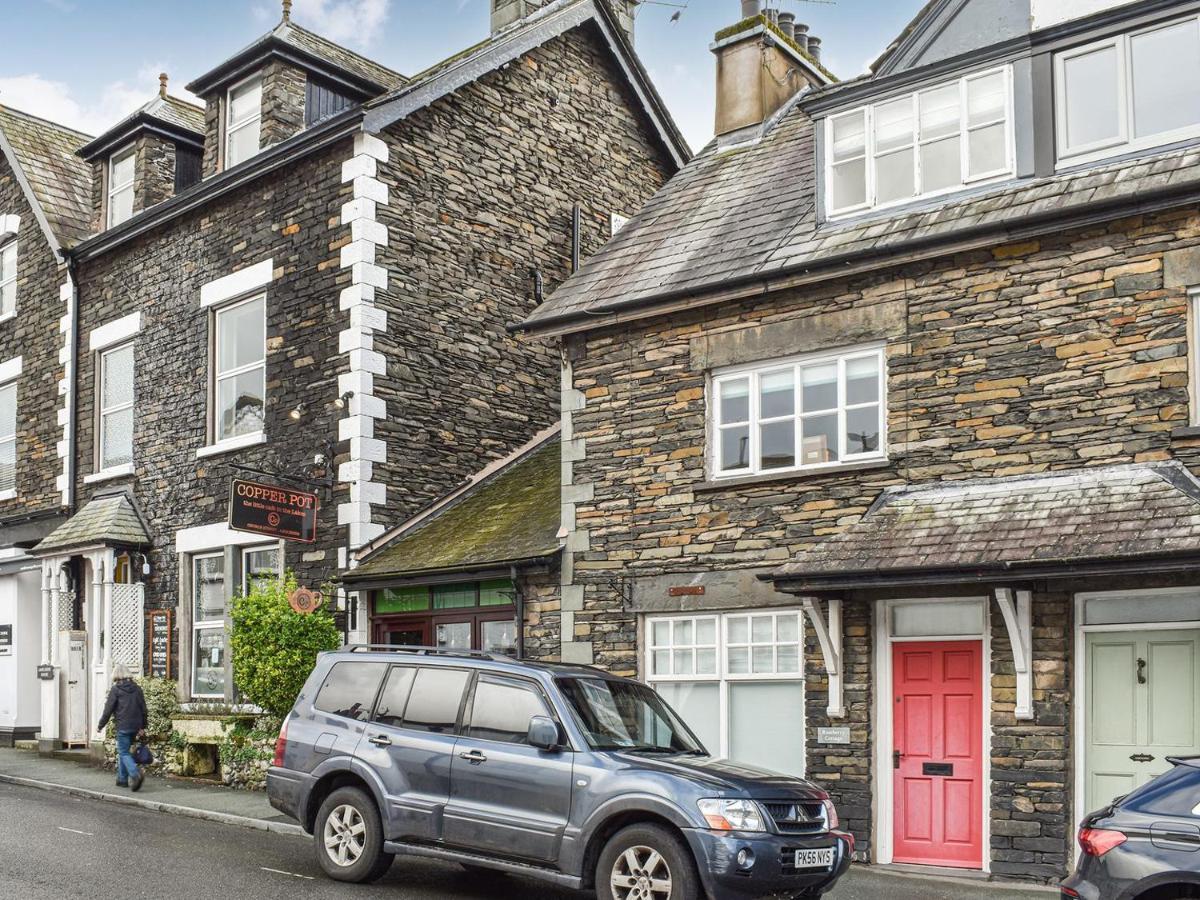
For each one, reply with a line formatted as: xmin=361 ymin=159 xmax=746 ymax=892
xmin=892 ymin=640 xmax=983 ymax=868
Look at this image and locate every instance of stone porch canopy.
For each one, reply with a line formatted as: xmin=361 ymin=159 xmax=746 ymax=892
xmin=765 ymin=461 xmax=1200 ymax=722
xmin=34 ymin=492 xmax=151 ymax=557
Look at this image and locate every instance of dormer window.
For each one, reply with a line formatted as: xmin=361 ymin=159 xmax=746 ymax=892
xmin=825 ymin=66 xmax=1013 ymax=218
xmin=225 ymin=75 xmax=263 ymax=168
xmin=107 ymin=145 xmax=136 ymax=228
xmin=1055 ymin=14 xmax=1200 ymax=166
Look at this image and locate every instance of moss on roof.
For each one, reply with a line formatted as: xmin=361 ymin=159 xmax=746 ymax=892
xmin=714 ymin=15 xmax=838 ymax=83
xmin=351 ymin=438 xmax=561 ymax=580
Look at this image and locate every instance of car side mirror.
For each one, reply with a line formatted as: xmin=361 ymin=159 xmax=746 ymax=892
xmin=528 ymin=715 xmax=560 ymax=751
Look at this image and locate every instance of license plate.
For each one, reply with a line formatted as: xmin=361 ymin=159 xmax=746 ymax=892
xmin=794 ymin=848 xmax=835 ymax=870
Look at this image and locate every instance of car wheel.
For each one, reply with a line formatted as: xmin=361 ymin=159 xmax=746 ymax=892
xmin=597 ymin=823 xmax=701 ymax=900
xmin=313 ymin=786 xmax=393 ymax=883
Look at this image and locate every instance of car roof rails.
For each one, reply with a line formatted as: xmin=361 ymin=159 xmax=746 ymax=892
xmin=344 ymin=644 xmax=512 ymax=662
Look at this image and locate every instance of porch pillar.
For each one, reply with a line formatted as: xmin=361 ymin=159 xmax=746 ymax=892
xmin=38 ymin=561 xmax=63 ymax=748
xmin=994 ymin=587 xmax=1033 ymax=720
xmin=801 ymin=596 xmax=844 ymax=719
xmin=90 ymin=555 xmax=104 ymax=669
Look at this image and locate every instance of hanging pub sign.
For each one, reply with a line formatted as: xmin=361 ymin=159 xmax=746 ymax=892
xmin=288 ymin=587 xmax=325 ymax=615
xmin=228 ymin=478 xmax=319 ymax=544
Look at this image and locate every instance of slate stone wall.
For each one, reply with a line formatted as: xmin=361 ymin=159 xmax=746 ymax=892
xmin=136 ymin=133 xmax=178 ymax=211
xmin=369 ymin=24 xmax=675 ymax=531
xmin=553 ymin=207 xmax=1200 ymax=878
xmin=0 ymin=156 xmax=67 ymax=520
xmin=260 ymin=60 xmax=307 ymax=148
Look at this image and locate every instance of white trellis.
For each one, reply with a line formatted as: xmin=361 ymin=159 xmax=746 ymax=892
xmin=110 ymin=583 xmax=145 ymax=673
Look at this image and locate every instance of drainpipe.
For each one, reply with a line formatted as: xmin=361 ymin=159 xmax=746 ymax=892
xmin=62 ymin=254 xmax=79 ymax=512
xmin=511 ymin=564 xmax=525 ymax=660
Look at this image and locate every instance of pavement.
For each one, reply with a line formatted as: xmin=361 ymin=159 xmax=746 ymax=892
xmin=0 ymin=748 xmax=1054 ymax=899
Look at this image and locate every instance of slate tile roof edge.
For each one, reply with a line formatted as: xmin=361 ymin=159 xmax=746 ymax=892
xmin=78 ymin=95 xmax=206 ymax=161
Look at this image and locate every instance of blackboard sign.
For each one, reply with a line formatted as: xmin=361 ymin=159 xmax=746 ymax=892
xmin=0 ymin=623 xmax=10 ymax=657
xmin=145 ymin=609 xmax=172 ymax=680
xmin=229 ymin=478 xmax=319 ymax=544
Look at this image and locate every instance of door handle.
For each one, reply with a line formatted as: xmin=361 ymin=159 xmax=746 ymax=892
xmin=1130 ymin=753 xmax=1156 ymax=763
xmin=459 ymin=749 xmax=488 ymax=764
xmin=893 ymin=750 xmax=903 ymax=770
xmin=367 ymin=734 xmax=392 ymax=748
xmin=1137 ymin=658 xmax=1147 ymax=685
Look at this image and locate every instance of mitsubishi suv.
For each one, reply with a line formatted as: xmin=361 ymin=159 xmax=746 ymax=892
xmin=267 ymin=647 xmax=852 ymax=899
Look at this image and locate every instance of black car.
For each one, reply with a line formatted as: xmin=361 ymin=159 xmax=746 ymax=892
xmin=1063 ymin=758 xmax=1200 ymax=900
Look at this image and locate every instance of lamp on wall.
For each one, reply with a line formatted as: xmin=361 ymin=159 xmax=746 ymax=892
xmin=334 ymin=391 xmax=355 ymax=410
xmin=289 ymin=402 xmax=307 ymax=421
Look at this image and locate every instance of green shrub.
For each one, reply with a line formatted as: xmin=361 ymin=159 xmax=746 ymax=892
xmin=230 ymin=571 xmax=340 ymax=719
xmin=136 ymin=677 xmax=180 ymax=738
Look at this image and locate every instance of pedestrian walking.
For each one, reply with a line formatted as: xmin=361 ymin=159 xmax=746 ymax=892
xmin=98 ymin=665 xmax=148 ymax=791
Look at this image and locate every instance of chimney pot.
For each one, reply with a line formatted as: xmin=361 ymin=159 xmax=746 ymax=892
xmin=740 ymin=0 xmax=761 ymax=20
xmin=793 ymin=22 xmax=810 ymax=52
xmin=158 ymin=73 xmax=169 ymax=99
xmin=807 ymin=35 xmax=822 ymax=62
xmin=777 ymin=11 xmax=796 ymax=40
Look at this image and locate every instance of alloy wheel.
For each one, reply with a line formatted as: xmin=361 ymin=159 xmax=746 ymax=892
xmin=610 ymin=845 xmax=672 ymax=900
xmin=323 ymin=803 xmax=367 ymax=867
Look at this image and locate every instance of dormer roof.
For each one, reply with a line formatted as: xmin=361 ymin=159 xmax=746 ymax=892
xmin=186 ymin=19 xmax=406 ymax=99
xmin=0 ymin=104 xmax=93 ymax=252
xmin=77 ymin=93 xmax=205 ymax=163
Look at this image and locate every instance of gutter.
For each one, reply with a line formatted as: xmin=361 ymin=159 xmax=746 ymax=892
xmin=338 ymin=553 xmax=559 ymax=589
xmin=513 ymin=172 xmax=1200 ymax=338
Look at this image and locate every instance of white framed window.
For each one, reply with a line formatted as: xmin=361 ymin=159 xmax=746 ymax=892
xmin=191 ymin=552 xmax=227 ymax=698
xmin=710 ymin=345 xmax=886 ymax=479
xmin=242 ymin=544 xmax=281 ymax=596
xmin=107 ymin=145 xmax=136 ymax=228
xmin=1192 ymin=288 xmax=1200 ymax=426
xmin=0 ymin=240 xmax=16 ymax=318
xmin=0 ymin=380 xmax=15 ymax=496
xmin=1056 ymin=15 xmax=1200 ymax=166
xmin=98 ymin=342 xmax=135 ymax=473
xmin=225 ymin=75 xmax=263 ymax=168
xmin=825 ymin=66 xmax=1013 ymax=217
xmin=647 ymin=609 xmax=805 ymax=776
xmin=212 ymin=293 xmax=266 ymax=445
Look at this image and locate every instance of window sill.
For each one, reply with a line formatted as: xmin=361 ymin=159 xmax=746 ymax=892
xmin=0 ymin=489 xmax=14 ymax=501
xmin=196 ymin=431 xmax=266 ymax=459
xmin=84 ymin=464 xmax=134 ymax=484
xmin=696 ymin=457 xmax=893 ymax=493
xmin=0 ymin=311 xmax=15 ymax=326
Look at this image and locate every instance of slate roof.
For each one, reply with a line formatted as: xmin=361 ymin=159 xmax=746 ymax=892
xmin=35 ymin=493 xmax=151 ymax=555
xmin=771 ymin=462 xmax=1200 ymax=589
xmin=346 ymin=433 xmax=562 ymax=583
xmin=521 ymin=99 xmax=1200 ymax=335
xmin=0 ymin=104 xmax=93 ymax=249
xmin=78 ymin=94 xmax=205 ymax=161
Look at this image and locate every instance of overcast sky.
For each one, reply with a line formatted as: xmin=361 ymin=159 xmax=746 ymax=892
xmin=0 ymin=0 xmax=920 ymax=152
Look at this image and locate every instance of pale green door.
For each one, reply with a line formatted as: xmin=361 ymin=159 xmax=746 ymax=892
xmin=1086 ymin=630 xmax=1200 ymax=813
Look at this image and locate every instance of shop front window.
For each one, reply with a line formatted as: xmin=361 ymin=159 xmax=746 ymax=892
xmin=646 ymin=609 xmax=806 ymax=777
xmin=242 ymin=544 xmax=281 ymax=595
xmin=192 ymin=553 xmax=226 ymax=698
xmin=371 ymin=578 xmax=518 ymax=656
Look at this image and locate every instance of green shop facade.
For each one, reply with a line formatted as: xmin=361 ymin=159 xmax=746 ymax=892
xmin=342 ymin=428 xmax=562 ymax=658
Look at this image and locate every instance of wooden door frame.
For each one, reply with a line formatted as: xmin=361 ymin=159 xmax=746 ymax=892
xmin=873 ymin=597 xmax=992 ymax=872
xmin=1072 ymin=588 xmax=1200 ymax=865
xmin=371 ymin=607 xmax=517 ymax=651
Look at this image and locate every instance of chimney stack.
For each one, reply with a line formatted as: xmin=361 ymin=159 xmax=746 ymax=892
xmin=712 ymin=0 xmax=820 ymax=137
xmin=807 ymin=35 xmax=822 ymax=63
xmin=777 ymin=11 xmax=796 ymax=40
xmin=490 ymin=0 xmax=546 ymax=33
xmin=158 ymin=72 xmax=169 ymax=99
xmin=793 ymin=22 xmax=810 ymax=53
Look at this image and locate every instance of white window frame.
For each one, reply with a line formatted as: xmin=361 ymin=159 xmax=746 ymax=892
xmin=191 ymin=551 xmax=227 ymax=700
xmin=106 ymin=144 xmax=136 ymax=228
xmin=210 ymin=292 xmax=267 ymax=449
xmin=824 ymin=65 xmax=1014 ymax=218
xmin=1191 ymin=288 xmax=1200 ymax=426
xmin=225 ymin=74 xmax=263 ymax=168
xmin=97 ymin=341 xmax=135 ymax=475
xmin=1056 ymin=15 xmax=1200 ymax=167
xmin=709 ymin=343 xmax=887 ymax=480
xmin=0 ymin=239 xmax=16 ymax=320
xmin=0 ymin=378 xmax=15 ymax=500
xmin=646 ymin=609 xmax=805 ymax=763
xmin=241 ymin=543 xmax=282 ymax=596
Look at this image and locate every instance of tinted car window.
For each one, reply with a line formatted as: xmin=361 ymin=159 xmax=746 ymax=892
xmin=402 ymin=668 xmax=470 ymax=734
xmin=466 ymin=678 xmax=551 ymax=745
xmin=1121 ymin=763 xmax=1200 ymax=816
xmin=373 ymin=666 xmax=417 ymax=727
xmin=313 ymin=662 xmax=386 ymax=722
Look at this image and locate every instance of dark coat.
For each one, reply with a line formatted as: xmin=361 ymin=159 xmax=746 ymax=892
xmin=98 ymin=680 xmax=148 ymax=734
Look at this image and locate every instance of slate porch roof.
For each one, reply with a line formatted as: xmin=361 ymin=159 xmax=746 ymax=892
xmin=770 ymin=462 xmax=1200 ymax=591
xmin=344 ymin=430 xmax=562 ymax=584
xmin=520 ymin=91 xmax=1200 ymax=337
xmin=0 ymin=104 xmax=93 ymax=249
xmin=35 ymin=493 xmax=151 ymax=555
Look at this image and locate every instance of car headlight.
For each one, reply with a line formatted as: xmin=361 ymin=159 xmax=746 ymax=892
xmin=698 ymin=798 xmax=766 ymax=832
xmin=822 ymin=799 xmax=839 ymax=831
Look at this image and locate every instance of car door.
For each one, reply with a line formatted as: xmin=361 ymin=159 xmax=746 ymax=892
xmin=356 ymin=664 xmax=471 ymax=842
xmin=442 ymin=674 xmax=574 ymax=862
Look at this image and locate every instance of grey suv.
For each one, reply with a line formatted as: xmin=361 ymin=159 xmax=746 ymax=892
xmin=267 ymin=647 xmax=852 ymax=899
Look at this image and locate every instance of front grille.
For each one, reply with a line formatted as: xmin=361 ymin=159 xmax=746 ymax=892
xmin=764 ymin=800 xmax=827 ymax=835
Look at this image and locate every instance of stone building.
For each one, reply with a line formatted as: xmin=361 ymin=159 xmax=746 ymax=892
xmin=1 ymin=0 xmax=686 ymax=752
xmin=518 ymin=0 xmax=1200 ymax=883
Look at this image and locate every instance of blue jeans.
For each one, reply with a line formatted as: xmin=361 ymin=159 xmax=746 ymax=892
xmin=115 ymin=731 xmax=140 ymax=784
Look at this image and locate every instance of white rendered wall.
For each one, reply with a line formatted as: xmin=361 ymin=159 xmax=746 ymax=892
xmin=0 ymin=568 xmax=43 ymax=735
